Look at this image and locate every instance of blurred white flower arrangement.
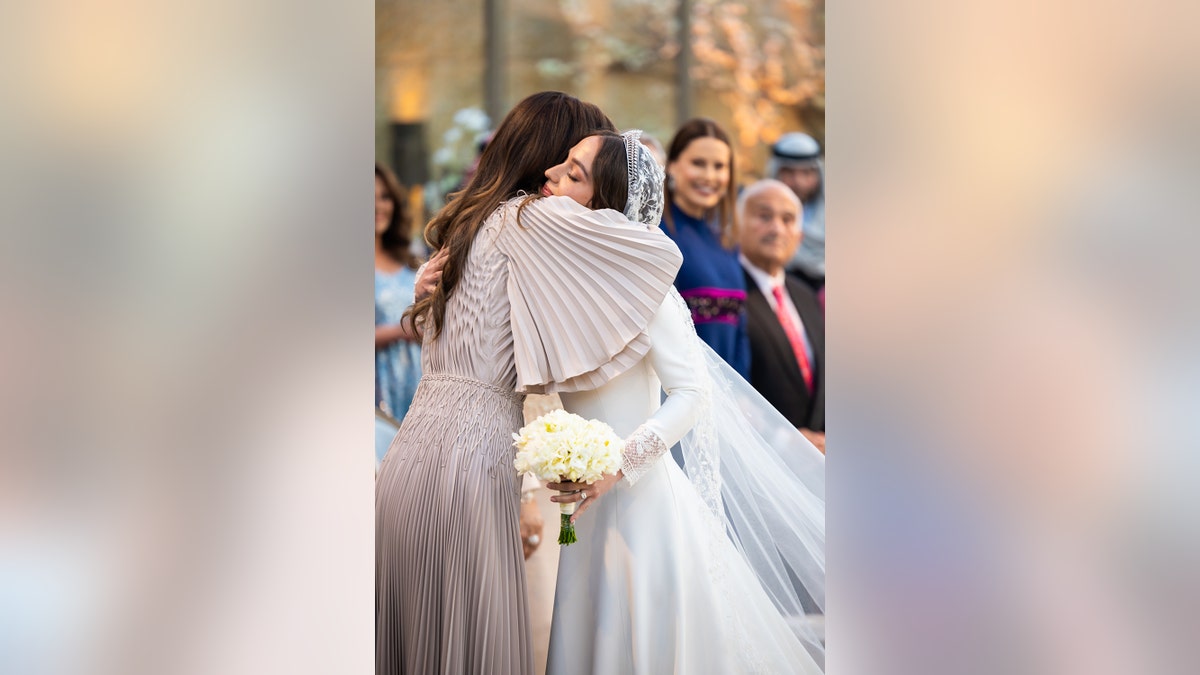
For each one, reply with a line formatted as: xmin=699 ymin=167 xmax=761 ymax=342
xmin=425 ymin=107 xmax=491 ymax=213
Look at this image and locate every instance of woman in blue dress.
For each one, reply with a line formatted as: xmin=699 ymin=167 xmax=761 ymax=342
xmin=661 ymin=118 xmax=750 ymax=378
xmin=374 ymin=163 xmax=423 ymax=424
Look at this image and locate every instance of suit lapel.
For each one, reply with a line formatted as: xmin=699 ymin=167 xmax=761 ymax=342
xmin=786 ymin=277 xmax=824 ymax=382
xmin=743 ymin=270 xmax=807 ymax=391
xmin=785 ymin=276 xmax=825 ymax=427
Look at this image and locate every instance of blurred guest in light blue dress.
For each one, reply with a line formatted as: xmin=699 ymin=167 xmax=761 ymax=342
xmin=375 ymin=163 xmax=423 ymax=422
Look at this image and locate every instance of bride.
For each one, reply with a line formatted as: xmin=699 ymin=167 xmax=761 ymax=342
xmin=517 ymin=130 xmax=825 ymax=674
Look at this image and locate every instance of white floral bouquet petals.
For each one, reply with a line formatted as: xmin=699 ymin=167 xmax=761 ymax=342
xmin=513 ymin=409 xmax=623 ymax=545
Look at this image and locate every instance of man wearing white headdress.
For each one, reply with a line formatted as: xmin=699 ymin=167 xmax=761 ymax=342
xmin=768 ymin=132 xmax=825 ymax=290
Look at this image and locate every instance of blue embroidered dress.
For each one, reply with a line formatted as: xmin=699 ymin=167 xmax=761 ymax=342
xmin=375 ymin=266 xmax=422 ymax=419
xmin=659 ymin=203 xmax=751 ymax=378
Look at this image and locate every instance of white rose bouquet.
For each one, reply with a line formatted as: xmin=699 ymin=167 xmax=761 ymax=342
xmin=513 ymin=409 xmax=623 ymax=545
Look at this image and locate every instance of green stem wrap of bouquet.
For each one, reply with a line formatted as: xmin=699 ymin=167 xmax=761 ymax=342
xmin=558 ymin=501 xmax=578 ymax=545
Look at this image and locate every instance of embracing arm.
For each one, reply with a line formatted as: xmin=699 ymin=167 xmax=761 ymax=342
xmin=494 ymin=196 xmax=682 ymax=394
xmin=550 ymin=295 xmax=707 ymax=517
xmin=375 ymin=250 xmax=447 ymax=348
xmin=619 ymin=295 xmax=707 ymax=486
xmin=414 ymin=250 xmax=446 ymax=306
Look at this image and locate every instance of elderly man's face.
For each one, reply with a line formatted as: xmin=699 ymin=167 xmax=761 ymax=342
xmin=740 ymin=186 xmax=802 ymax=274
xmin=777 ymin=165 xmax=821 ymax=202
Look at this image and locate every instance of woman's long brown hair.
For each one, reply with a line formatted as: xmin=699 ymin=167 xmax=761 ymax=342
xmin=663 ymin=118 xmax=739 ymax=250
xmin=404 ymin=91 xmax=616 ymax=341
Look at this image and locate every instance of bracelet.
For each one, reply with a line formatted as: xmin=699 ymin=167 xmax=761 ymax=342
xmin=520 ymin=490 xmax=536 ymax=504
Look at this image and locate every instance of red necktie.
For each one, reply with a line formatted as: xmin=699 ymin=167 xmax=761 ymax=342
xmin=772 ymin=285 xmax=814 ymax=392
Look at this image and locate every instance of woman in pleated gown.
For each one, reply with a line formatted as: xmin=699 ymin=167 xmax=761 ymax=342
xmin=375 ymin=92 xmax=684 ymax=675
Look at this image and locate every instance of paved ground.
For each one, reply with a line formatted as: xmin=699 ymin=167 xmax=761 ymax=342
xmin=521 ymin=394 xmax=564 ymax=675
xmin=524 ymin=487 xmax=562 ymax=675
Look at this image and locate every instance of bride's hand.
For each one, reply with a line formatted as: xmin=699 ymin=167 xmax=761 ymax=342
xmin=548 ymin=472 xmax=623 ymax=522
xmin=415 ymin=249 xmax=449 ymax=302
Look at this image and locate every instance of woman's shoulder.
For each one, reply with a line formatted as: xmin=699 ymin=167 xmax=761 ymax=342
xmin=476 ymin=197 xmax=525 ymax=242
xmin=496 ymin=196 xmax=680 ymax=253
xmin=501 ymin=202 xmax=685 ymax=395
xmin=518 ymin=194 xmax=607 ymax=221
xmin=666 ymin=221 xmax=733 ymax=257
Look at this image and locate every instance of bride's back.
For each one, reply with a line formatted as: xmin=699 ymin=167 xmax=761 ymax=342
xmin=558 ymin=357 xmax=662 ymax=438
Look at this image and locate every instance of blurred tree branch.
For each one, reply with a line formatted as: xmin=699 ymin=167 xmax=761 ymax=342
xmin=545 ymin=0 xmax=825 ymax=155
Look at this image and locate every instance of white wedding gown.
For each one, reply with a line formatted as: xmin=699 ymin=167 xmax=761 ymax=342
xmin=546 ymin=292 xmax=823 ymax=675
xmin=484 ymin=195 xmax=823 ymax=674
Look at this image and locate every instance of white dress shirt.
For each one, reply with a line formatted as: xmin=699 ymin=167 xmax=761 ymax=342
xmin=739 ymin=254 xmax=813 ymax=363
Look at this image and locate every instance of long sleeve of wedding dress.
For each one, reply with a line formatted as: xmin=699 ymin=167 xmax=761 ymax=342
xmin=620 ymin=294 xmax=704 ymax=486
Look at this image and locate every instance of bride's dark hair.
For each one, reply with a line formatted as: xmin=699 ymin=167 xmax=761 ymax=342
xmin=406 ymin=92 xmax=615 ymax=340
xmin=585 ymin=132 xmax=630 ymax=213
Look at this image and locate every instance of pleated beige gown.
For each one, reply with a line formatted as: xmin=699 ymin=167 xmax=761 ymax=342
xmin=376 ymin=196 xmax=682 ymax=675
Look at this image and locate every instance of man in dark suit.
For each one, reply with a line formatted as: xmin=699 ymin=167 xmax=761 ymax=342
xmin=737 ymin=179 xmax=825 ymax=452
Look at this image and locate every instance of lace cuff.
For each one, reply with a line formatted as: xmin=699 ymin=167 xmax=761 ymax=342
xmin=621 ymin=425 xmax=669 ymax=487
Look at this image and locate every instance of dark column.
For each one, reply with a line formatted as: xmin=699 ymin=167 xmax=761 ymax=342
xmin=484 ymin=0 xmax=508 ymax=123
xmin=675 ymin=0 xmax=693 ymax=126
xmin=390 ymin=123 xmax=429 ymax=188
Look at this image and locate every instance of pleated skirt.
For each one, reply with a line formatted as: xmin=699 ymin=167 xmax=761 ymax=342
xmin=377 ymin=373 xmax=533 ymax=675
